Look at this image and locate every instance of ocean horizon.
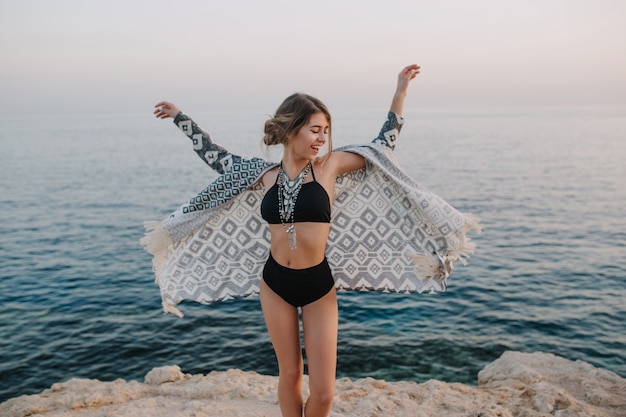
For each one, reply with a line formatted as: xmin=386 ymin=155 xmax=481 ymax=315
xmin=1 ymin=104 xmax=624 ymax=402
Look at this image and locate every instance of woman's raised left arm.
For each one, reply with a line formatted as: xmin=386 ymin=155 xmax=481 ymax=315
xmin=372 ymin=64 xmax=420 ymax=150
xmin=390 ymin=64 xmax=420 ymax=116
xmin=333 ymin=64 xmax=421 ymax=174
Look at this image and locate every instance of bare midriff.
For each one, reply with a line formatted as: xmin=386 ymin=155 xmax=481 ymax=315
xmin=268 ymin=222 xmax=331 ymax=269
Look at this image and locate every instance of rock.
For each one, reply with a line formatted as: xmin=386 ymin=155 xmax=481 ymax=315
xmin=0 ymin=351 xmax=624 ymax=417
xmin=144 ymin=365 xmax=187 ymax=385
xmin=479 ymin=351 xmax=626 ymax=416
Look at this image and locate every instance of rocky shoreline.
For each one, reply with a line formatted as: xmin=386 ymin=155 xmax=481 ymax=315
xmin=2 ymin=351 xmax=624 ymax=417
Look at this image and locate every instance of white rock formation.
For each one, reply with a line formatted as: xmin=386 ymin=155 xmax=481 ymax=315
xmin=1 ymin=351 xmax=624 ymax=417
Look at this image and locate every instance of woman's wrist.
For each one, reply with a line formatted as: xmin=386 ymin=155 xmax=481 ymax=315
xmin=173 ymin=111 xmax=184 ymax=124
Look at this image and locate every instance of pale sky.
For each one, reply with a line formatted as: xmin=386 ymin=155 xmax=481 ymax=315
xmin=1 ymin=0 xmax=625 ymax=115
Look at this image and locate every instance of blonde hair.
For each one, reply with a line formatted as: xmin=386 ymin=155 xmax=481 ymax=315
xmin=263 ymin=93 xmax=332 ymax=163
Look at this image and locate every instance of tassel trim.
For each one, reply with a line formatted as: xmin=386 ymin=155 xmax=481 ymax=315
xmin=162 ymin=301 xmax=184 ymax=318
xmin=140 ymin=221 xmax=173 ymax=285
xmin=408 ymin=213 xmax=481 ymax=281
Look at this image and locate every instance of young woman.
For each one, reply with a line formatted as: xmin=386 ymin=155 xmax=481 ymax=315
xmin=145 ymin=64 xmax=479 ymax=417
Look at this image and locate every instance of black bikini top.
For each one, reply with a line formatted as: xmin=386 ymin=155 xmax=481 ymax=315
xmin=261 ymin=165 xmax=331 ymax=224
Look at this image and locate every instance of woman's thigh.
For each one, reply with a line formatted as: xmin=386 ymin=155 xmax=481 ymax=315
xmin=301 ymin=289 xmax=338 ymax=392
xmin=260 ymin=280 xmax=303 ymax=374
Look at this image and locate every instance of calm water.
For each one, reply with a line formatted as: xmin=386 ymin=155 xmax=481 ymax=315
xmin=1 ymin=106 xmax=625 ymax=402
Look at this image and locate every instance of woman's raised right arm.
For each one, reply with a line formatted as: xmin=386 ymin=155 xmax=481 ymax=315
xmin=154 ymin=101 xmax=238 ymax=174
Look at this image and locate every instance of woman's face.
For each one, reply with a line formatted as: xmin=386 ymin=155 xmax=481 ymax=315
xmin=287 ymin=112 xmax=329 ymax=161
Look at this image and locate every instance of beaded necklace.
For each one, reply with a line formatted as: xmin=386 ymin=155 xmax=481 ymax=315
xmin=277 ymin=161 xmax=312 ymax=249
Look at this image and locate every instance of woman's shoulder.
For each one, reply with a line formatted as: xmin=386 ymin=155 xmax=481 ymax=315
xmin=259 ymin=165 xmax=280 ymax=189
xmin=321 ymin=150 xmax=366 ymax=177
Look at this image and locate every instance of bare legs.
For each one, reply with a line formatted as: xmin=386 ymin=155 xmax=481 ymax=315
xmin=260 ymin=280 xmax=338 ymax=417
xmin=302 ymin=289 xmax=338 ymax=417
xmin=260 ymin=280 xmax=304 ymax=416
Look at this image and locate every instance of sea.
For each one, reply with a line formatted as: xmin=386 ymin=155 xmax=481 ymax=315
xmin=1 ymin=105 xmax=625 ymax=402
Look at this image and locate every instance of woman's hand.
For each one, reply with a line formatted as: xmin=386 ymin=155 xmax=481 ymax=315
xmin=390 ymin=64 xmax=420 ymax=115
xmin=396 ymin=64 xmax=420 ymax=96
xmin=154 ymin=101 xmax=181 ymax=119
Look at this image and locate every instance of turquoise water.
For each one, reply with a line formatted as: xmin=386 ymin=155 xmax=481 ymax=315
xmin=1 ymin=106 xmax=625 ymax=401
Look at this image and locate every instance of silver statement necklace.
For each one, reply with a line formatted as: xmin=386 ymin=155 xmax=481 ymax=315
xmin=277 ymin=161 xmax=312 ymax=249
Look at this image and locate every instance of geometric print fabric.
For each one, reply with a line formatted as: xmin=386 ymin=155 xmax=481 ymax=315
xmin=142 ymin=112 xmax=480 ymax=317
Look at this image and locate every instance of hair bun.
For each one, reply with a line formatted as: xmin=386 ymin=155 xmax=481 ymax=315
xmin=263 ymin=115 xmax=288 ymax=146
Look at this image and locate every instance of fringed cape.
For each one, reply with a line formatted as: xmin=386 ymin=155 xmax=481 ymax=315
xmin=141 ymin=112 xmax=480 ymax=317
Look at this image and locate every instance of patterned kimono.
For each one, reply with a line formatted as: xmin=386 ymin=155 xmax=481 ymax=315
xmin=141 ymin=111 xmax=480 ymax=317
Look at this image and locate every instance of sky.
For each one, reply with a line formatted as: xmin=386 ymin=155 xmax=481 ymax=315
xmin=1 ymin=0 xmax=625 ymax=116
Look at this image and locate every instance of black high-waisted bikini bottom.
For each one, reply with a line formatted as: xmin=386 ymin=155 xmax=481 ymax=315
xmin=262 ymin=253 xmax=335 ymax=308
